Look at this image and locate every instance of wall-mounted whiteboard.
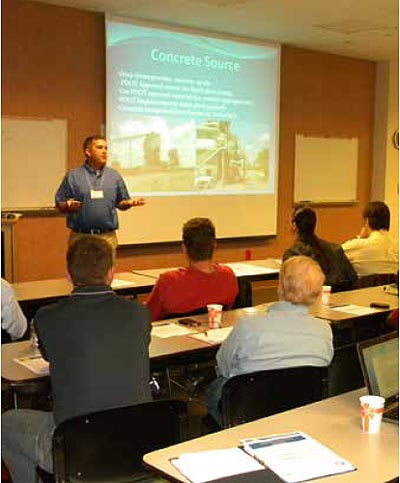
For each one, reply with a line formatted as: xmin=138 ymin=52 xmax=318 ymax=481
xmin=294 ymin=134 xmax=358 ymax=203
xmin=1 ymin=117 xmax=67 ymax=210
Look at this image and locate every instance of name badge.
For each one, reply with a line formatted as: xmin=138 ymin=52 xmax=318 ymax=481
xmin=90 ymin=190 xmax=104 ymax=199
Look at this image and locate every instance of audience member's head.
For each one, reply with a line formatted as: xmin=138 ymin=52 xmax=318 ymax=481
xmin=291 ymin=205 xmax=317 ymax=238
xmin=182 ymin=217 xmax=216 ymax=262
xmin=67 ymin=236 xmax=113 ymax=286
xmin=363 ymin=201 xmax=390 ymax=231
xmin=278 ymin=255 xmax=324 ymax=306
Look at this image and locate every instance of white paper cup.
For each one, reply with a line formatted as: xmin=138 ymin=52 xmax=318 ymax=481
xmin=207 ymin=304 xmax=223 ymax=329
xmin=321 ymin=285 xmax=332 ymax=305
xmin=360 ymin=395 xmax=385 ymax=433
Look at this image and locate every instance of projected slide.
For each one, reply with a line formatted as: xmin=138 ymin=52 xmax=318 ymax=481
xmin=106 ymin=21 xmax=279 ymax=197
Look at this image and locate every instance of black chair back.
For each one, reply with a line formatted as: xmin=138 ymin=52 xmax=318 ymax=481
xmin=52 ymin=399 xmax=187 ymax=482
xmin=326 ymin=344 xmax=364 ymax=397
xmin=358 ymin=273 xmax=397 ymax=288
xmin=220 ymin=366 xmax=325 ymax=428
xmin=232 ymin=279 xmax=253 ymax=309
xmin=1 ymin=328 xmax=12 ymax=344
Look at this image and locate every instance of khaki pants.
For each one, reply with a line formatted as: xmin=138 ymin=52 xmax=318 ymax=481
xmin=69 ymin=231 xmax=118 ymax=259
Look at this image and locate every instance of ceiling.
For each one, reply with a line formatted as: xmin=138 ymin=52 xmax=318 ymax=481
xmin=30 ymin=0 xmax=398 ymax=61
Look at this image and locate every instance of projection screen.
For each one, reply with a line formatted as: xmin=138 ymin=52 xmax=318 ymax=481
xmin=106 ymin=18 xmax=280 ymax=244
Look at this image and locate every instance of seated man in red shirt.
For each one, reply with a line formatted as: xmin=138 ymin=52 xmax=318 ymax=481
xmin=146 ymin=217 xmax=239 ymax=321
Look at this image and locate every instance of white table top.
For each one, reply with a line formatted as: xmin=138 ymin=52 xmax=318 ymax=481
xmin=131 ymin=259 xmax=281 ymax=280
xmin=13 ymin=272 xmax=156 ymax=302
xmin=3 ymin=286 xmax=397 ymax=383
xmin=144 ymin=388 xmax=399 ymax=483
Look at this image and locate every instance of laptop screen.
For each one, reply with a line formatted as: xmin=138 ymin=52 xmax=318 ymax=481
xmin=358 ymin=333 xmax=399 ymax=400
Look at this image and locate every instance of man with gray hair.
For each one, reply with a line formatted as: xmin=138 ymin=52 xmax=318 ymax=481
xmin=207 ymin=255 xmax=334 ymax=425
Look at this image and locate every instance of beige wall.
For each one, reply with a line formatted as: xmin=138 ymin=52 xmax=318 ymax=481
xmin=372 ymin=60 xmax=399 ymax=240
xmin=385 ymin=60 xmax=399 ymax=239
xmin=3 ymin=0 xmax=377 ymax=281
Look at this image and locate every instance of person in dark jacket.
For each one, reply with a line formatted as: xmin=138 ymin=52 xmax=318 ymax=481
xmin=2 ymin=236 xmax=152 ymax=483
xmin=283 ymin=206 xmax=358 ymax=292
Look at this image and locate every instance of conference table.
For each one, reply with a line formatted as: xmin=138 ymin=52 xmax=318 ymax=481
xmin=12 ymin=259 xmax=281 ymax=321
xmin=12 ymin=271 xmax=157 ymax=322
xmin=2 ymin=285 xmax=397 ymax=386
xmin=10 ymin=257 xmax=273 ymax=315
xmin=131 ymin=259 xmax=281 ymax=282
xmin=143 ymin=388 xmax=399 ymax=483
xmin=13 ymin=271 xmax=157 ymax=302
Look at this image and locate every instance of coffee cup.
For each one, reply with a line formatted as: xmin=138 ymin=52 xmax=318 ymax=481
xmin=321 ymin=285 xmax=332 ymax=305
xmin=207 ymin=304 xmax=223 ymax=329
xmin=360 ymin=395 xmax=385 ymax=433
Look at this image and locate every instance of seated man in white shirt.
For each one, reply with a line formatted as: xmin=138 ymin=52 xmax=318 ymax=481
xmin=1 ymin=278 xmax=27 ymax=343
xmin=207 ymin=255 xmax=334 ymax=426
xmin=342 ymin=201 xmax=399 ymax=276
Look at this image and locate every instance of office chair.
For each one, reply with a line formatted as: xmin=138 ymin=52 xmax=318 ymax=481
xmin=218 ymin=366 xmax=326 ymax=428
xmin=358 ymin=273 xmax=397 ymax=288
xmin=232 ymin=279 xmax=253 ymax=309
xmin=161 ymin=281 xmax=252 ymax=400
xmin=52 ymin=399 xmax=187 ymax=482
xmin=9 ymin=377 xmax=52 ymax=410
xmin=325 ymin=343 xmax=364 ymax=397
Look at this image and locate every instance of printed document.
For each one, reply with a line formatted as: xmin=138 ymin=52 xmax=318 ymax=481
xmin=241 ymin=431 xmax=355 ymax=482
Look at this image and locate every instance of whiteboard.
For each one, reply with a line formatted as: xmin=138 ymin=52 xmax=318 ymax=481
xmin=1 ymin=117 xmax=67 ymax=209
xmin=294 ymin=135 xmax=358 ymax=203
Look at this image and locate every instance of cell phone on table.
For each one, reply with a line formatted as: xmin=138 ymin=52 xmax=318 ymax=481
xmin=178 ymin=318 xmax=201 ymax=327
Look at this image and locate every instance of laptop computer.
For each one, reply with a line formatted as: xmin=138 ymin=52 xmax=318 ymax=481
xmin=357 ymin=332 xmax=399 ymax=424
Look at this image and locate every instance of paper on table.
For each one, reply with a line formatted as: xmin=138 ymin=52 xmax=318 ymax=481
xmin=171 ymin=448 xmax=264 ymax=483
xmin=329 ymin=304 xmax=381 ymax=316
xmin=225 ymin=263 xmax=279 ymax=277
xmin=111 ymin=278 xmax=135 ymax=288
xmin=241 ymin=431 xmax=355 ymax=483
xmin=14 ymin=355 xmax=49 ymax=375
xmin=152 ymin=323 xmax=197 ymax=338
xmin=190 ymin=327 xmax=233 ymax=345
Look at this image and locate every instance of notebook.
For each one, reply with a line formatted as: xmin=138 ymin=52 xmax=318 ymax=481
xmin=357 ymin=332 xmax=399 ymax=424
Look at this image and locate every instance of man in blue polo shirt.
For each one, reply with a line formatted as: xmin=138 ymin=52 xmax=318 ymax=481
xmin=55 ymin=135 xmax=145 ymax=254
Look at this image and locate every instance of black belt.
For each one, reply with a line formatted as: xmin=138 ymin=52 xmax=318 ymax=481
xmin=73 ymin=228 xmax=114 ymax=235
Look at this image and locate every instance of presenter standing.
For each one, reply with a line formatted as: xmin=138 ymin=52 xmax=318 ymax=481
xmin=55 ymin=135 xmax=145 ymax=255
